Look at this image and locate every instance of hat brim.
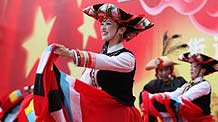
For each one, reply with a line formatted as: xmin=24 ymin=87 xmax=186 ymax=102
xmin=83 ymin=3 xmax=154 ymax=41
xmin=145 ymin=56 xmax=177 ymax=70
xmin=179 ymin=52 xmax=218 ymax=74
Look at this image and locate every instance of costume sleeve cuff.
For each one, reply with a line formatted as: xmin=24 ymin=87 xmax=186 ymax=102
xmin=71 ymin=50 xmax=96 ymax=68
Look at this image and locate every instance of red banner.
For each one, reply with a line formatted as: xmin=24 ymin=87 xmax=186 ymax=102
xmin=0 ymin=0 xmax=218 ymax=118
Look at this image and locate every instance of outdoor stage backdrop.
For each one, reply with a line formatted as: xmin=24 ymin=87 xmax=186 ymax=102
xmin=0 ymin=0 xmax=218 ymax=119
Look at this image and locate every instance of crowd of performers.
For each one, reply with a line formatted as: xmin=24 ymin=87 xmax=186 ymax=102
xmin=1 ymin=3 xmax=218 ymax=122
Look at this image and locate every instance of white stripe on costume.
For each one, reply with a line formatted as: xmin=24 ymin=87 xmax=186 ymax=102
xmin=66 ymin=74 xmax=83 ymax=122
xmin=36 ymin=45 xmax=52 ymax=74
xmin=50 ymin=109 xmax=67 ymax=122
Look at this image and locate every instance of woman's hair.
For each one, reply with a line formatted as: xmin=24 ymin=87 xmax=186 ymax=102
xmin=201 ymin=64 xmax=216 ymax=76
xmin=101 ymin=41 xmax=109 ymax=54
xmin=100 ymin=20 xmax=127 ymax=54
xmin=118 ymin=21 xmax=138 ymax=41
xmin=155 ymin=65 xmax=175 ymax=79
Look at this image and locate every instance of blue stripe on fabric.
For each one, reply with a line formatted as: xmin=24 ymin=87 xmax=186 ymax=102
xmin=26 ymin=110 xmax=36 ymax=121
xmin=4 ymin=104 xmax=21 ymax=122
xmin=171 ymin=97 xmax=182 ymax=103
xmin=16 ymin=90 xmax=22 ymax=97
xmin=46 ymin=45 xmax=53 ymax=52
xmin=60 ymin=72 xmax=74 ymax=122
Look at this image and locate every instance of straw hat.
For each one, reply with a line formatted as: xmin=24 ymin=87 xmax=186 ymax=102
xmin=145 ymin=56 xmax=178 ymax=70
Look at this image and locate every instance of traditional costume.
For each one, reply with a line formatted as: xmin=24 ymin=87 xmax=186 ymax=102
xmin=139 ymin=32 xmax=187 ymax=122
xmin=17 ymin=3 xmax=154 ymax=122
xmin=140 ymin=56 xmax=186 ymax=122
xmin=141 ymin=52 xmax=218 ymax=122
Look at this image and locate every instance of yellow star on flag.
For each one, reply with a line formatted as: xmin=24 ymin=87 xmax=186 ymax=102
xmin=76 ymin=0 xmax=83 ymax=7
xmin=68 ymin=63 xmax=84 ymax=79
xmin=78 ymin=14 xmax=97 ymax=49
xmin=22 ymin=7 xmax=56 ymax=77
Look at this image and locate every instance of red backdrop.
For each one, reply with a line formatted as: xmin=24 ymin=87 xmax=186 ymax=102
xmin=0 ymin=0 xmax=218 ymax=119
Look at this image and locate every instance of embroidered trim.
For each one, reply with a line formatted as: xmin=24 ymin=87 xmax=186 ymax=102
xmin=90 ymin=69 xmax=99 ymax=87
xmin=182 ymin=80 xmax=206 ymax=93
xmin=72 ymin=50 xmax=95 ymax=68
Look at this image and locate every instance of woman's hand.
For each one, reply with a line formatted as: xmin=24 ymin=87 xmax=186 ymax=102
xmin=53 ymin=44 xmax=75 ymax=61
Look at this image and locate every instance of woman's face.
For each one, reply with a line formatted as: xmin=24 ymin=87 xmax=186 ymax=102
xmin=190 ymin=63 xmax=202 ymax=80
xmin=157 ymin=66 xmax=173 ymax=81
xmin=100 ymin=19 xmax=119 ymax=41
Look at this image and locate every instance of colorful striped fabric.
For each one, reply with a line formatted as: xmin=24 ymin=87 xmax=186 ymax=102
xmin=72 ymin=50 xmax=95 ymax=68
xmin=141 ymin=91 xmax=213 ymax=122
xmin=17 ymin=94 xmax=37 ymax=122
xmin=9 ymin=90 xmax=22 ymax=103
xmin=0 ymin=89 xmax=23 ymax=121
xmin=22 ymin=44 xmax=142 ymax=122
xmin=33 ymin=45 xmax=68 ymax=122
xmin=4 ymin=104 xmax=21 ymax=122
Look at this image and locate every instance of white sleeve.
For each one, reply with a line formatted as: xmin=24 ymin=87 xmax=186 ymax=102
xmin=165 ymin=83 xmax=190 ymax=98
xmin=79 ymin=68 xmax=92 ymax=85
xmin=180 ymin=81 xmax=211 ymax=101
xmin=93 ymin=52 xmax=135 ymax=72
xmin=72 ymin=49 xmax=135 ymax=73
